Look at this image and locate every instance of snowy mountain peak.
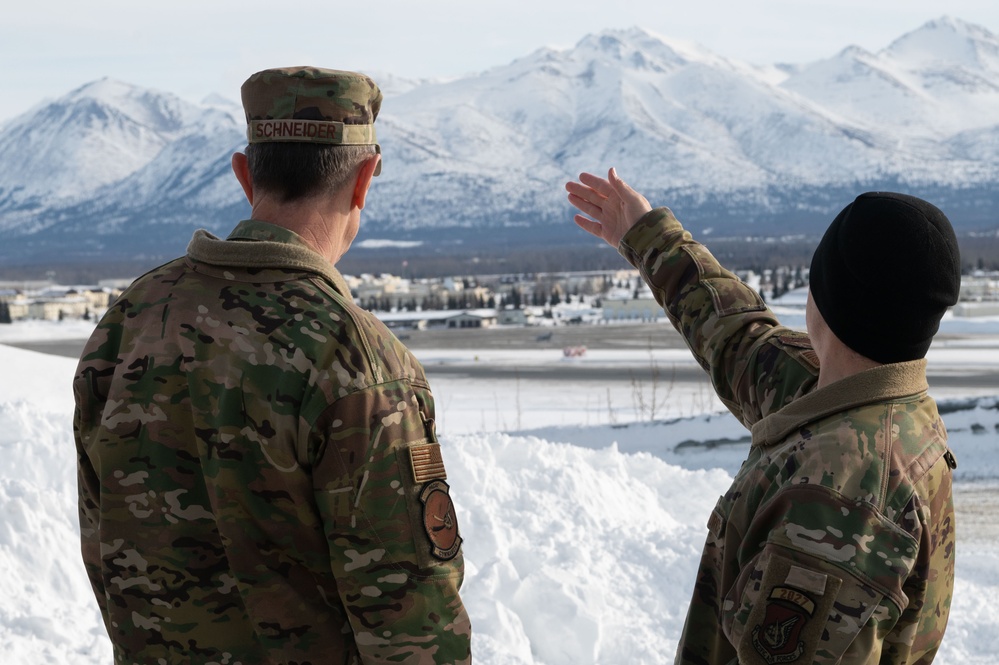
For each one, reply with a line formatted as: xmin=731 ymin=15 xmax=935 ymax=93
xmin=886 ymin=15 xmax=999 ymax=71
xmin=834 ymin=44 xmax=876 ymax=61
xmin=59 ymin=77 xmax=201 ymax=134
xmin=0 ymin=78 xmax=222 ymax=210
xmin=780 ymin=15 xmax=999 ymax=138
xmin=570 ymin=27 xmax=725 ymax=72
xmin=65 ymin=77 xmax=141 ymax=103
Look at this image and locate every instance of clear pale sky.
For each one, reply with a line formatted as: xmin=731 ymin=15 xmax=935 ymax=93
xmin=2 ymin=0 xmax=999 ymax=122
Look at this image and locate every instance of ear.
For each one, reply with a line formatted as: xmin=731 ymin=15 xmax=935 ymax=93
xmin=350 ymin=153 xmax=381 ymax=211
xmin=231 ymin=152 xmax=253 ymax=204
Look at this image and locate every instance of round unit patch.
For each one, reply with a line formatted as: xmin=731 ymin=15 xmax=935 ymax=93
xmin=419 ymin=480 xmax=462 ymax=561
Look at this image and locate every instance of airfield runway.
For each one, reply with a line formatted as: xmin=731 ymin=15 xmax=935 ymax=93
xmin=10 ymin=322 xmax=999 ymax=390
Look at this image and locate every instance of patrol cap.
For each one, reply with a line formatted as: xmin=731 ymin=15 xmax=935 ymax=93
xmin=809 ymin=192 xmax=961 ymax=364
xmin=241 ymin=66 xmax=383 ymax=174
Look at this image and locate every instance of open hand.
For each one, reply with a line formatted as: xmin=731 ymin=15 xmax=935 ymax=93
xmin=565 ymin=168 xmax=652 ymax=247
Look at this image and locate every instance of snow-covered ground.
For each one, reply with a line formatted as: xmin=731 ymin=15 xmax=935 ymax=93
xmin=1 ymin=319 xmax=997 ymax=664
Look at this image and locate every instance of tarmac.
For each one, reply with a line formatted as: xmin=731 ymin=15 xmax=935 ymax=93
xmin=10 ymin=323 xmax=999 ymax=389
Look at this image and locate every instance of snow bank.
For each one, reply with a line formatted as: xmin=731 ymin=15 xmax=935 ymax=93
xmin=447 ymin=434 xmax=731 ymax=663
xmin=0 ymin=400 xmax=112 ymax=663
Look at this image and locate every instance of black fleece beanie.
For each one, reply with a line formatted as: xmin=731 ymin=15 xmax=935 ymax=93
xmin=808 ymin=192 xmax=961 ymax=364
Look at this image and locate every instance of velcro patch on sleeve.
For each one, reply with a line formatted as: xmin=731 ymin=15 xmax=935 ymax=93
xmin=784 ymin=564 xmax=828 ymax=596
xmin=410 ymin=442 xmax=447 ymax=483
xmin=419 ymin=479 xmax=462 ymax=561
xmin=775 ymin=332 xmax=820 ymax=370
xmin=776 ymin=332 xmax=812 ymax=349
xmin=738 ymin=552 xmax=843 ymax=665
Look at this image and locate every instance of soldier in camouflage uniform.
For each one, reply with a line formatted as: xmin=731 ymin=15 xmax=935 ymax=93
xmin=566 ymin=169 xmax=959 ymax=664
xmin=74 ymin=67 xmax=471 ymax=664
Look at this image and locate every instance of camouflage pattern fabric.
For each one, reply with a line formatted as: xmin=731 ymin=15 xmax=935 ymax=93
xmin=618 ymin=208 xmax=955 ymax=665
xmin=242 ymin=66 xmax=382 ymax=127
xmin=242 ymin=66 xmax=382 ymax=148
xmin=74 ymin=220 xmax=471 ymax=664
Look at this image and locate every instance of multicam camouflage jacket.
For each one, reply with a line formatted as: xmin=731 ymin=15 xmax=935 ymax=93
xmin=74 ymin=220 xmax=471 ymax=665
xmin=619 ymin=208 xmax=956 ymax=665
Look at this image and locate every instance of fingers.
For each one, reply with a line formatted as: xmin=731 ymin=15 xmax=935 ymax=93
xmin=567 ymin=178 xmax=613 ymax=244
xmin=608 ymin=167 xmax=627 ymax=193
xmin=568 ymin=171 xmax=625 ymax=210
xmin=607 ymin=167 xmax=653 ymax=220
xmin=608 ymin=167 xmax=639 ymax=199
xmin=572 ymin=214 xmax=605 ymax=240
xmin=564 ymin=179 xmax=602 ymax=202
xmin=566 ymin=175 xmax=615 ymax=221
xmin=577 ymin=172 xmax=614 ymax=197
xmin=565 ymin=177 xmax=608 ymax=204
xmin=566 ymin=191 xmax=603 ymax=220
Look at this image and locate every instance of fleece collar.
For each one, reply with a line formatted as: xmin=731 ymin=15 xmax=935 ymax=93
xmin=186 ymin=219 xmax=351 ymax=297
xmin=751 ymin=359 xmax=929 ymax=446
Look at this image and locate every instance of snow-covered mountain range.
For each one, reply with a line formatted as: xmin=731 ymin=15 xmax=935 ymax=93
xmin=2 ymin=16 xmax=999 ymax=266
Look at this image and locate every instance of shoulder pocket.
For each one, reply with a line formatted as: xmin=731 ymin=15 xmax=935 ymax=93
xmin=732 ymin=550 xmax=847 ymax=665
xmin=732 ymin=546 xmax=903 ymax=665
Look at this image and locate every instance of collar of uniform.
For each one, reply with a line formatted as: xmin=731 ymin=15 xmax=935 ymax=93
xmin=751 ymin=359 xmax=929 ymax=446
xmin=186 ymin=219 xmax=351 ymax=297
xmin=226 ymin=219 xmax=313 ymax=247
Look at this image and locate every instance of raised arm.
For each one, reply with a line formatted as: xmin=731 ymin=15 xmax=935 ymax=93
xmin=567 ymin=170 xmax=819 ymax=427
